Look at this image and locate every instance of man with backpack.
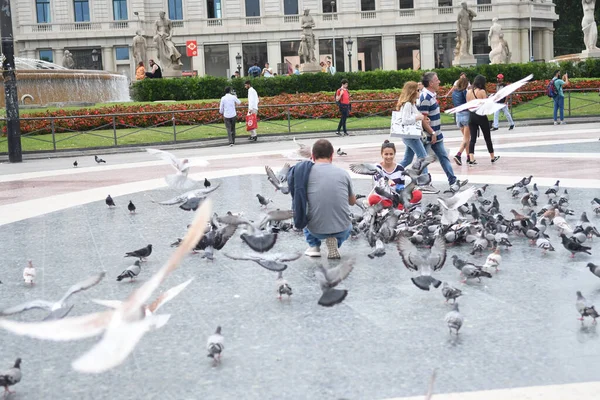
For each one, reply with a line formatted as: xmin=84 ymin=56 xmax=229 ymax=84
xmin=549 ymin=70 xmax=569 ymax=125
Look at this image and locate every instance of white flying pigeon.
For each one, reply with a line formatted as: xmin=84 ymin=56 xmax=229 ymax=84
xmin=146 ymin=148 xmax=209 ymax=190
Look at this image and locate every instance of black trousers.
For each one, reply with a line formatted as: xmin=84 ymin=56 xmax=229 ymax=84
xmin=468 ymin=112 xmax=494 ymax=154
xmin=224 ymin=117 xmax=237 ymax=144
xmin=337 ymin=104 xmax=350 ymax=134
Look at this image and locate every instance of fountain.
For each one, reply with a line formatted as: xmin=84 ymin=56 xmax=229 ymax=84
xmin=0 ymin=57 xmax=131 ymax=107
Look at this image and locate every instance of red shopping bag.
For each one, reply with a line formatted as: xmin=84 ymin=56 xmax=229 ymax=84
xmin=246 ymin=113 xmax=258 ymax=131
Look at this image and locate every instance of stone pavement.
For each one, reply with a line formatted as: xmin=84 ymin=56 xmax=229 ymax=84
xmin=0 ymin=122 xmax=599 ymax=399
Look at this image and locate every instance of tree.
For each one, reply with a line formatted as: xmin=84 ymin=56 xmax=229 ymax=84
xmin=554 ymin=0 xmax=600 ymax=56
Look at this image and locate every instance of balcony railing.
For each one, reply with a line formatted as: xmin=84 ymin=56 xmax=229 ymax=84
xmin=322 ymin=13 xmax=338 ymax=21
xmin=172 ymin=20 xmax=184 ymax=27
xmin=361 ymin=11 xmax=376 ymax=20
xmin=283 ymin=15 xmax=299 ymax=23
xmin=438 ymin=7 xmax=453 ymax=15
xmin=110 ymin=21 xmax=129 ymax=29
xmin=246 ymin=17 xmax=261 ymax=25
xmin=32 ymin=24 xmax=52 ymax=32
xmin=206 ymin=18 xmax=223 ymax=27
xmin=398 ymin=9 xmax=415 ymax=17
xmin=477 ymin=5 xmax=492 ymax=13
xmin=59 ymin=22 xmax=102 ymax=31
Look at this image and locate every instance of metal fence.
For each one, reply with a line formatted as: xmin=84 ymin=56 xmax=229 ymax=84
xmin=1 ymin=88 xmax=599 ymax=154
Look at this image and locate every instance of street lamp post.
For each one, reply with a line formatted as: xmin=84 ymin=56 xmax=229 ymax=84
xmin=331 ymin=1 xmax=336 ymax=69
xmin=345 ymin=37 xmax=353 ymax=72
xmin=91 ymin=49 xmax=99 ymax=70
xmin=235 ymin=52 xmax=242 ymax=76
xmin=529 ymin=0 xmax=533 ymax=62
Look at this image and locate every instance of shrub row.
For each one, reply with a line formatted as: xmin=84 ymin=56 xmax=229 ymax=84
xmin=9 ymin=79 xmax=600 ymax=136
xmin=131 ymin=59 xmax=600 ymax=101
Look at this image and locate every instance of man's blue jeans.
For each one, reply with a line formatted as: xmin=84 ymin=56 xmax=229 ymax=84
xmin=553 ymin=96 xmax=564 ymax=122
xmin=426 ymin=141 xmax=456 ymax=185
xmin=400 ymin=138 xmax=429 ymax=174
xmin=304 ymin=226 xmax=352 ymax=248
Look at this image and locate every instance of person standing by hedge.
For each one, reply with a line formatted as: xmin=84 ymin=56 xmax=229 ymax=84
xmin=248 ymin=62 xmax=261 ymax=78
xmin=491 ymin=73 xmax=514 ymax=131
xmin=335 ymin=79 xmax=350 ymax=136
xmin=552 ymin=70 xmax=569 ymax=125
xmin=219 ymin=86 xmax=241 ymax=147
xmin=245 ymin=80 xmax=259 ymax=142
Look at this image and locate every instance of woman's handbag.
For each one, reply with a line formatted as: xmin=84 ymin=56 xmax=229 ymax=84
xmin=390 ymin=107 xmax=422 ymax=139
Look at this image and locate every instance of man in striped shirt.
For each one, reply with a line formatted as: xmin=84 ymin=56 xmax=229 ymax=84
xmin=419 ymin=72 xmax=467 ymax=193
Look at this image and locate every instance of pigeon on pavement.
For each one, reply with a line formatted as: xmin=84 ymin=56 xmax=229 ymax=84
xmin=223 ymin=252 xmax=301 ymax=272
xmin=592 ymin=198 xmax=600 ymax=215
xmin=73 ymin=160 xmax=78 ymax=168
xmin=484 ymin=248 xmax=502 ymax=272
xmin=560 ymin=234 xmax=591 ymax=257
xmin=536 ymin=237 xmax=555 ymax=253
xmin=576 ymin=291 xmax=599 ymax=324
xmin=116 ymin=261 xmax=142 ymax=282
xmin=452 ymin=255 xmax=492 ymax=283
xmin=1 ymin=272 xmax=105 ymax=320
xmin=315 ymin=258 xmax=355 ymax=307
xmin=204 ymin=178 xmax=211 ymax=188
xmin=94 ymin=155 xmax=106 ymax=163
xmin=545 ymin=180 xmax=560 ymax=197
xmin=23 ymin=261 xmax=35 ymax=285
xmin=445 ymin=303 xmax=464 ymax=334
xmin=586 ymin=263 xmax=600 ymax=279
xmin=0 ymin=358 xmax=22 ymax=397
xmin=441 ymin=282 xmax=462 ymax=303
xmin=276 ymin=272 xmax=293 ymax=300
xmin=105 ymin=195 xmax=116 ymax=207
xmin=368 ymin=239 xmax=386 ymax=259
xmin=397 ymin=236 xmax=446 ymax=291
xmin=256 ymin=193 xmax=272 ymax=208
xmin=128 ymin=201 xmax=136 ymax=213
xmin=207 ymin=326 xmax=224 ymax=363
xmin=124 ymin=244 xmax=153 ymax=261
xmin=337 ymin=148 xmax=347 ymax=156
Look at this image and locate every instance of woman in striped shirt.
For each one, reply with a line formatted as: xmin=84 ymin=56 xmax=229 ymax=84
xmin=367 ymin=140 xmax=422 ymax=209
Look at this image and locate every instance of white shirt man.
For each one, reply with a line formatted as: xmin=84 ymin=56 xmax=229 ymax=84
xmin=245 ymin=80 xmax=259 ymax=141
xmin=219 ymin=86 xmax=241 ymax=146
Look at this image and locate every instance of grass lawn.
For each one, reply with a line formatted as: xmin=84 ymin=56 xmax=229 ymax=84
xmin=1 ymin=93 xmax=598 ymax=153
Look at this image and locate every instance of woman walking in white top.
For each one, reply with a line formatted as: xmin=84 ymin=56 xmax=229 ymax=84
xmin=245 ymin=80 xmax=259 ymax=141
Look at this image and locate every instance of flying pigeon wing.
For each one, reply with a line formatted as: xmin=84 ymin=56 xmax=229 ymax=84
xmin=489 ymin=74 xmax=534 ymax=103
xmin=444 ymin=98 xmax=486 ymax=114
xmin=165 ymin=173 xmax=197 ymax=190
xmin=58 ymin=272 xmax=106 ymax=305
xmin=92 ymin=300 xmax=123 ymax=309
xmin=265 ymin=165 xmax=283 ymax=190
xmin=294 ymin=137 xmax=312 ymax=159
xmin=0 ymin=300 xmax=54 ymax=316
xmin=0 ymin=311 xmax=114 ymax=341
xmin=319 ymin=258 xmax=355 ymax=287
xmin=439 ymin=187 xmax=477 ymax=210
xmin=71 ymin=314 xmax=171 ymax=374
xmin=277 ymin=163 xmax=291 ymax=182
xmin=146 ymin=148 xmax=188 ymax=173
xmin=427 ymin=236 xmax=447 ymax=271
xmin=240 ymin=232 xmax=278 ymax=253
xmin=349 ymin=163 xmax=380 ymax=175
xmin=147 ymin=279 xmax=193 ymax=313
xmin=397 ymin=236 xmax=423 ymax=271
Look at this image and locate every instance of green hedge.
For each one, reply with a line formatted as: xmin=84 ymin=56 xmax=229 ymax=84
xmin=131 ymin=59 xmax=600 ymax=102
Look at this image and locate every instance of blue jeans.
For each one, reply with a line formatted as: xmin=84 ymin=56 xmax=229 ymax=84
xmin=553 ymin=96 xmax=564 ymax=122
xmin=426 ymin=141 xmax=456 ymax=185
xmin=493 ymin=105 xmax=514 ymax=128
xmin=304 ymin=226 xmax=351 ymax=248
xmin=400 ymin=138 xmax=428 ymax=174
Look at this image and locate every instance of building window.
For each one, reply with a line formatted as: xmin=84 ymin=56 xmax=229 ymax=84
xmin=395 ymin=35 xmax=420 ymax=70
xmin=115 ymin=47 xmax=130 ymax=60
xmin=242 ymin=42 xmax=268 ymax=75
xmin=318 ymin=38 xmax=345 ymax=72
xmin=36 ymin=0 xmax=51 ymax=23
xmin=113 ymin=0 xmax=127 ymax=20
xmin=204 ymin=44 xmax=229 ymax=77
xmin=361 ymin=0 xmax=375 ymax=11
xmin=176 ymin=46 xmax=193 ymax=71
xmin=438 ymin=0 xmax=452 ymax=6
xmin=473 ymin=30 xmax=492 ymax=65
xmin=322 ymin=0 xmax=337 ymax=13
xmin=280 ymin=40 xmax=300 ymax=72
xmin=168 ymin=0 xmax=183 ymax=20
xmin=434 ymin=33 xmax=456 ymax=68
xmin=69 ymin=48 xmax=103 ymax=69
xmin=477 ymin=0 xmax=491 ymax=4
xmin=283 ymin=0 xmax=298 ymax=15
xmin=207 ymin=0 xmax=222 ymax=18
xmin=74 ymin=0 xmax=90 ymax=22
xmin=39 ymin=49 xmax=53 ymax=62
xmin=357 ymin=37 xmax=382 ymax=71
xmin=400 ymin=0 xmax=414 ymax=8
xmin=245 ymin=0 xmax=260 ymax=17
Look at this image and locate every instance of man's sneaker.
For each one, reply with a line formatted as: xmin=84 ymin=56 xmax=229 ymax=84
xmin=325 ymin=237 xmax=341 ymax=259
xmin=491 ymin=127 xmax=499 ymax=131
xmin=446 ymin=179 xmax=469 ymax=194
xmin=304 ymin=246 xmax=321 ymax=257
xmin=453 ymin=155 xmax=462 ymax=166
xmin=553 ymin=121 xmax=558 ymax=125
xmin=560 ymin=121 xmax=567 ymax=125
xmin=247 ymin=136 xmax=253 ymax=140
xmin=491 ymin=156 xmax=500 ymax=163
xmin=343 ymin=132 xmax=349 ymax=136
xmin=335 ymin=131 xmax=343 ymax=136
xmin=419 ymin=184 xmax=440 ymax=194
xmin=509 ymin=125 xmax=514 ymax=130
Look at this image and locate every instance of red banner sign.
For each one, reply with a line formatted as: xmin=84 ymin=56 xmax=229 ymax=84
xmin=186 ymin=41 xmax=198 ymax=57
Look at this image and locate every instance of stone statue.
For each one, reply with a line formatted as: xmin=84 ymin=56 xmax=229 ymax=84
xmin=300 ymin=9 xmax=316 ymax=63
xmin=488 ymin=17 xmax=502 ymax=50
xmin=456 ymin=2 xmax=477 ymax=57
xmin=490 ymin=33 xmax=511 ymax=64
xmin=132 ymin=30 xmax=147 ymax=66
xmin=582 ymin=0 xmax=599 ymax=52
xmin=153 ymin=11 xmax=183 ymax=69
xmin=63 ymin=50 xmax=75 ymax=69
xmin=298 ymin=34 xmax=310 ymax=64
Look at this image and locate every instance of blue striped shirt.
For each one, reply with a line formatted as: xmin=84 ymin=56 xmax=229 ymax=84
xmin=418 ymin=88 xmax=443 ymax=143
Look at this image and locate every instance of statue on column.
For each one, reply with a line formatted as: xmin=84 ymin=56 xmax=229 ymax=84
xmin=582 ymin=0 xmax=599 ymax=52
xmin=300 ymin=9 xmax=317 ymax=63
xmin=456 ymin=2 xmax=477 ymax=57
xmin=488 ymin=18 xmax=502 ymax=50
xmin=153 ymin=11 xmax=183 ymax=69
xmin=132 ymin=30 xmax=147 ymax=66
xmin=62 ymin=50 xmax=75 ymax=69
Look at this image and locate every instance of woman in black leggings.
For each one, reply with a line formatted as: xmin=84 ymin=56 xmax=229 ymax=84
xmin=466 ymin=75 xmax=499 ymax=165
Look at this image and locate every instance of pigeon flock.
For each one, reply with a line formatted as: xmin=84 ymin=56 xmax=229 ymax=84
xmin=1 ymin=141 xmax=600 ymax=397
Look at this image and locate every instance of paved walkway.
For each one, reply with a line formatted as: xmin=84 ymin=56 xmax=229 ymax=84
xmin=1 ymin=122 xmax=600 ymax=399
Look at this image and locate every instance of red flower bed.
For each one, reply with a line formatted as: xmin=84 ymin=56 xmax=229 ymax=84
xmin=6 ymin=79 xmax=599 ymax=136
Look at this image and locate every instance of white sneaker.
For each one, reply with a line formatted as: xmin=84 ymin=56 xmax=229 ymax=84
xmin=560 ymin=121 xmax=566 ymax=125
xmin=325 ymin=237 xmax=341 ymax=259
xmin=304 ymin=246 xmax=321 ymax=257
xmin=553 ymin=121 xmax=558 ymax=125
xmin=419 ymin=184 xmax=440 ymax=194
